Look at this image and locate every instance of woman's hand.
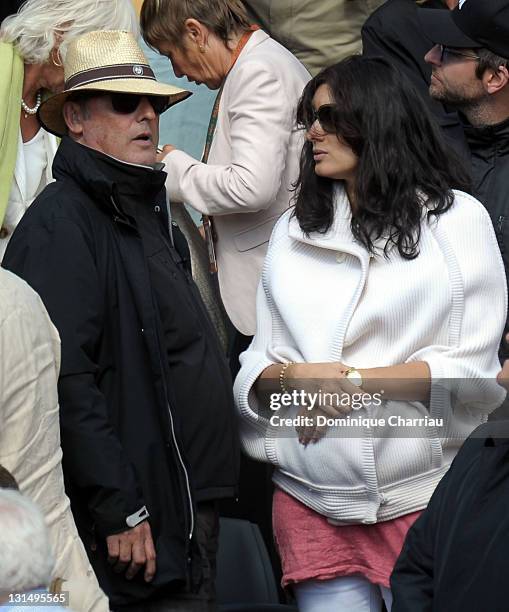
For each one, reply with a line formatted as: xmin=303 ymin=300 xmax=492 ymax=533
xmin=156 ymin=144 xmax=177 ymax=162
xmin=288 ymin=362 xmax=360 ymax=445
xmin=286 ymin=361 xmax=362 ymax=413
xmin=256 ymin=359 xmax=432 ymax=445
xmin=295 ymin=404 xmax=329 ymax=446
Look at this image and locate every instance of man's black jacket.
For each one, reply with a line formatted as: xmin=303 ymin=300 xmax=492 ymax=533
xmin=2 ymin=137 xmax=239 ymax=605
xmin=391 ymin=421 xmax=509 ymax=611
xmin=463 ymin=118 xmax=509 ymax=361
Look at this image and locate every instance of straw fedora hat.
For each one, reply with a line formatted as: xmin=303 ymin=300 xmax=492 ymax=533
xmin=39 ymin=30 xmax=192 ymax=137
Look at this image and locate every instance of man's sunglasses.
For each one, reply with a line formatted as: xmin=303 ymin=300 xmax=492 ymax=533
xmin=70 ymin=92 xmax=171 ymax=115
xmin=302 ymin=104 xmax=338 ymax=133
xmin=438 ymin=44 xmax=480 ymax=63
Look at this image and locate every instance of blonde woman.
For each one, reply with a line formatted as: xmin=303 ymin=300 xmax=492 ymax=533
xmin=0 ymin=0 xmax=138 ymax=260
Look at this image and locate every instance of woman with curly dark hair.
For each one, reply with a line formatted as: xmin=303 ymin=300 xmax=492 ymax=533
xmin=235 ymin=56 xmax=507 ymax=611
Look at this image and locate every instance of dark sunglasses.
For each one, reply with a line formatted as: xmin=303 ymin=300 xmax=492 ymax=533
xmin=69 ymin=92 xmax=171 ymax=115
xmin=438 ymin=44 xmax=480 ymax=63
xmin=108 ymin=93 xmax=170 ymax=115
xmin=302 ymin=104 xmax=338 ymax=133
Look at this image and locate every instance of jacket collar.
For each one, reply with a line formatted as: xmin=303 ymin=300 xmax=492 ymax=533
xmin=52 ymin=136 xmax=167 ymax=218
xmin=463 ymin=115 xmax=509 ymax=156
xmin=230 ymin=29 xmax=270 ymax=71
xmin=287 ymin=183 xmax=389 ymax=261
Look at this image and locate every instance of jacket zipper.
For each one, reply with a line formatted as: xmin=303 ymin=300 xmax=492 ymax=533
xmin=156 ymin=200 xmax=195 ymax=540
xmin=161 ymin=206 xmax=240 ymax=505
xmin=166 ymin=400 xmax=195 ymax=542
xmin=110 ymin=195 xmax=195 ymax=546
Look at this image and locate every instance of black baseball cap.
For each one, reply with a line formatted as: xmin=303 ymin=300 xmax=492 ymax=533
xmin=418 ymin=0 xmax=509 ymax=59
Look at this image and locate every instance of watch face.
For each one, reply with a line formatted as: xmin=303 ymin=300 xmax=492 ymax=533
xmin=346 ymin=370 xmax=363 ymax=387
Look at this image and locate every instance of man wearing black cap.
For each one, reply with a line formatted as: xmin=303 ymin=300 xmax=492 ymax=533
xmin=362 ymin=0 xmax=468 ymax=156
xmin=420 ymin=0 xmax=509 ymax=359
xmin=391 ymin=11 xmax=509 ymax=608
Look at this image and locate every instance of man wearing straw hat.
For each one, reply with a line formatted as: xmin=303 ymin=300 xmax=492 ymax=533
xmin=3 ymin=30 xmax=239 ymax=611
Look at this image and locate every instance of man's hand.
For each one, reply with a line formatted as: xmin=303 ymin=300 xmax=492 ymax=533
xmin=156 ymin=144 xmax=177 ymax=162
xmin=106 ymin=520 xmax=156 ymax=582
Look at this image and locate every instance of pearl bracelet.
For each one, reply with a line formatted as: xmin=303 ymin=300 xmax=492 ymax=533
xmin=279 ymin=362 xmax=295 ymax=394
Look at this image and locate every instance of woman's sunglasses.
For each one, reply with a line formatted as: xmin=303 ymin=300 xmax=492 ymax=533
xmin=69 ymin=92 xmax=171 ymax=115
xmin=302 ymin=104 xmax=338 ymax=133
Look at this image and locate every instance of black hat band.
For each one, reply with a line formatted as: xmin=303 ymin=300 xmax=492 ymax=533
xmin=65 ymin=64 xmax=156 ymax=90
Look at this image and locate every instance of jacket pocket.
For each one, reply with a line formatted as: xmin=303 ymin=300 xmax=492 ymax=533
xmin=268 ymin=426 xmax=369 ymax=489
xmin=233 ymin=214 xmax=281 ymax=252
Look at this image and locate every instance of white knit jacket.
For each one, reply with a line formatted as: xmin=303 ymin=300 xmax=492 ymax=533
xmin=234 ymin=187 xmax=507 ymax=524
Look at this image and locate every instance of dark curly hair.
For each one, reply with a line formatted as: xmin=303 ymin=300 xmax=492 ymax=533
xmin=293 ymin=56 xmax=470 ymax=259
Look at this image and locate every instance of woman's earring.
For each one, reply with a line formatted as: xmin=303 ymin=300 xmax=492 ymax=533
xmin=52 ymin=49 xmax=63 ymax=67
xmin=199 ymin=44 xmax=206 ymax=54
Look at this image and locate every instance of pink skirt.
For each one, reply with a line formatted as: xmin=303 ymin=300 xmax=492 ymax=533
xmin=272 ymin=487 xmax=421 ymax=589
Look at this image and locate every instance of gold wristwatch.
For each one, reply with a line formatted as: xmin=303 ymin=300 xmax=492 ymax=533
xmin=344 ymin=367 xmax=363 ymax=388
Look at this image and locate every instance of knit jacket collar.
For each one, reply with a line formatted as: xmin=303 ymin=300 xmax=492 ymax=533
xmin=288 ymin=183 xmax=390 ymax=258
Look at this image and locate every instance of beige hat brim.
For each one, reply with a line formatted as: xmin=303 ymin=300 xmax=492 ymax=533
xmin=39 ymin=79 xmax=192 ymax=137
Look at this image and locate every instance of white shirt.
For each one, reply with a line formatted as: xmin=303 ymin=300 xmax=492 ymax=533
xmin=0 ymin=129 xmax=58 ymax=261
xmin=0 ymin=269 xmax=109 ymax=612
xmin=23 ymin=128 xmax=48 ymax=203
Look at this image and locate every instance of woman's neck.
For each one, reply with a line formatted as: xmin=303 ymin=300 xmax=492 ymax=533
xmin=226 ymin=30 xmax=244 ymax=50
xmin=20 ymin=63 xmax=44 ymax=141
xmin=22 ymin=63 xmax=44 ymax=105
xmin=222 ymin=29 xmax=249 ymax=69
xmin=345 ymin=180 xmax=357 ymax=213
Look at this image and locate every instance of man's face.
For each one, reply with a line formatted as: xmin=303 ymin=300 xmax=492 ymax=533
xmin=68 ymin=94 xmax=160 ymax=166
xmin=424 ymin=44 xmax=486 ymax=107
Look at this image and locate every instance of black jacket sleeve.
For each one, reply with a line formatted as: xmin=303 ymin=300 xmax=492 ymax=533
xmin=391 ymin=470 xmax=451 ymax=612
xmin=391 ymin=507 xmax=436 ymax=611
xmin=391 ymin=456 xmax=453 ymax=611
xmin=3 ymin=216 xmax=145 ymax=536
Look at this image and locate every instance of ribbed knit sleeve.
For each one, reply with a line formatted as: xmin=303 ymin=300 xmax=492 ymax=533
xmin=406 ymin=191 xmax=507 ymax=414
xmin=234 ymin=215 xmax=299 ymax=462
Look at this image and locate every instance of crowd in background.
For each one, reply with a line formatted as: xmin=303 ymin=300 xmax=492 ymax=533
xmin=1 ymin=1 xmax=509 ymax=611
